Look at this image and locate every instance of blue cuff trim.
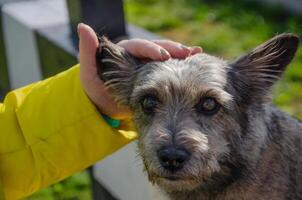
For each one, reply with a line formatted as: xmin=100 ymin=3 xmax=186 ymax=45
xmin=102 ymin=114 xmax=121 ymax=128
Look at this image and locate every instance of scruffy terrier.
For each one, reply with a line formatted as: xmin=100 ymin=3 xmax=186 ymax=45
xmin=96 ymin=34 xmax=301 ymax=200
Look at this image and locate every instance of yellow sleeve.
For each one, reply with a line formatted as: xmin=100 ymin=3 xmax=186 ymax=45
xmin=0 ymin=64 xmax=137 ymax=200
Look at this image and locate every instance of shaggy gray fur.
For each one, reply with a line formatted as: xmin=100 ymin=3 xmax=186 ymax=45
xmin=96 ymin=34 xmax=301 ymax=200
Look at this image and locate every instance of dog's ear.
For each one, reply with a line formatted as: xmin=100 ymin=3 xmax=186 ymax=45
xmin=96 ymin=36 xmax=141 ymax=105
xmin=229 ymin=33 xmax=299 ymax=101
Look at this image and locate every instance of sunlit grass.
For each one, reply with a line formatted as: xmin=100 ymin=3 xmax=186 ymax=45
xmin=25 ymin=171 xmax=92 ymax=200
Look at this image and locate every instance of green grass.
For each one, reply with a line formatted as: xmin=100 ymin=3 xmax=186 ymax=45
xmin=26 ymin=1 xmax=302 ymax=199
xmin=25 ymin=171 xmax=92 ymax=200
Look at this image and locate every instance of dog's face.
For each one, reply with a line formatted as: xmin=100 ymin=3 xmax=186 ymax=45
xmin=96 ymin=34 xmax=299 ymax=192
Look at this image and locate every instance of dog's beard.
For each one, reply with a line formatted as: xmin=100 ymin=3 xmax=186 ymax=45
xmin=142 ymin=153 xmax=224 ymax=192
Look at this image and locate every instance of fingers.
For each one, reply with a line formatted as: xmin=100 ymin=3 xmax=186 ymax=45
xmin=153 ymin=40 xmax=202 ymax=58
xmin=78 ymin=22 xmax=203 ymax=67
xmin=153 ymin=40 xmax=191 ymax=59
xmin=190 ymin=46 xmax=203 ymax=55
xmin=117 ymin=39 xmax=171 ymax=61
xmin=118 ymin=38 xmax=203 ymax=61
xmin=78 ymin=23 xmax=99 ymax=73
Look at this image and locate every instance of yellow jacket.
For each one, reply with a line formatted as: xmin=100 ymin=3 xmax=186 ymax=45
xmin=0 ymin=65 xmax=137 ymax=200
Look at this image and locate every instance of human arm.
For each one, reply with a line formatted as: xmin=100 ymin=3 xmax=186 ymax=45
xmin=0 ymin=66 xmax=137 ymax=200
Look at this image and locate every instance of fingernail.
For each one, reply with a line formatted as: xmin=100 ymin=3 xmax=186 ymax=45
xmin=180 ymin=44 xmax=190 ymax=50
xmin=160 ymin=49 xmax=170 ymax=60
xmin=193 ymin=46 xmax=203 ymax=52
xmin=77 ymin=23 xmax=81 ymax=37
xmin=160 ymin=48 xmax=170 ymax=58
xmin=77 ymin=23 xmax=85 ymax=37
xmin=189 ymin=46 xmax=203 ymax=56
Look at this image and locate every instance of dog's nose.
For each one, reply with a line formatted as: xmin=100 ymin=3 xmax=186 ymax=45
xmin=158 ymin=146 xmax=190 ymax=172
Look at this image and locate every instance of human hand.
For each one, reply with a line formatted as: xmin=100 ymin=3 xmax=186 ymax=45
xmin=78 ymin=23 xmax=202 ymax=119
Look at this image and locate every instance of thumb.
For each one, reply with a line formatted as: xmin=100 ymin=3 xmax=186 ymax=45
xmin=78 ymin=23 xmax=99 ymax=74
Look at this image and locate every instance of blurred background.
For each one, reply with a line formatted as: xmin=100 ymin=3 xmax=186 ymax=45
xmin=0 ymin=0 xmax=301 ymax=199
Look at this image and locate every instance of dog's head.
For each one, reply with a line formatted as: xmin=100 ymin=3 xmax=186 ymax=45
xmin=96 ymin=35 xmax=299 ymax=193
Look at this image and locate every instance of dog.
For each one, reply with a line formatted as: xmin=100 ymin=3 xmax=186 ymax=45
xmin=96 ymin=34 xmax=301 ymax=200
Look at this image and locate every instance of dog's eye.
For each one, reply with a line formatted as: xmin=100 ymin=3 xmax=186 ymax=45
xmin=140 ymin=96 xmax=159 ymax=114
xmin=196 ymin=97 xmax=221 ymax=116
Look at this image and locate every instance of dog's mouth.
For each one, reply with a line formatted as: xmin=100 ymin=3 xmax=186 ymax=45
xmin=151 ymin=173 xmax=202 ymax=192
xmin=161 ymin=176 xmax=181 ymax=181
xmin=153 ymin=174 xmax=195 ymax=182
